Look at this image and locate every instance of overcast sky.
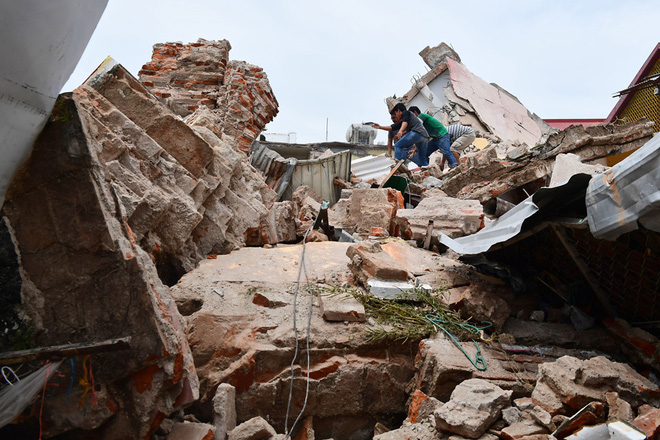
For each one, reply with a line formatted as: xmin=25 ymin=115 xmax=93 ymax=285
xmin=63 ymin=0 xmax=660 ymax=145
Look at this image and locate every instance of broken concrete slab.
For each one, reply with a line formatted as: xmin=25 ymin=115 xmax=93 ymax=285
xmin=419 ymin=42 xmax=461 ymax=68
xmin=434 ymin=378 xmax=513 ymax=438
xmin=499 ymin=420 xmax=548 ymax=440
xmin=412 ymin=336 xmax=536 ymax=403
xmin=548 ymin=153 xmax=609 ymax=188
xmin=435 ymin=118 xmax=654 ymax=209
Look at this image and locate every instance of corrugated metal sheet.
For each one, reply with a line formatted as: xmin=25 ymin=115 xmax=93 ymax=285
xmin=440 ymin=173 xmax=592 ymax=254
xmin=587 ymin=133 xmax=660 ymax=240
xmin=282 ymin=150 xmax=352 ymax=205
xmin=250 ymin=141 xmax=295 ymax=199
xmin=351 ymin=155 xmax=395 ymax=182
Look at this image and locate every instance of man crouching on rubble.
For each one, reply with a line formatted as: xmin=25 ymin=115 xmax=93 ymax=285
xmin=409 ymin=106 xmax=458 ymax=169
xmin=372 ymin=103 xmax=429 ymax=166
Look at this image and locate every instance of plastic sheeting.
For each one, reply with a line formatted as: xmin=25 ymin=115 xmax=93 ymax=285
xmin=0 ymin=360 xmax=62 ymax=428
xmin=587 ymin=132 xmax=660 ymax=240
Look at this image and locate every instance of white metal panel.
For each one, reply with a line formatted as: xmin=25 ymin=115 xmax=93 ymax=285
xmin=587 ymin=133 xmax=660 ymax=240
xmin=0 ymin=0 xmax=108 ymax=204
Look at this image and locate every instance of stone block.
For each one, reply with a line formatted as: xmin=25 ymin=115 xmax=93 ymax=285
xmin=213 ymin=384 xmax=237 ymax=440
xmin=380 ymin=240 xmax=444 ymax=275
xmin=227 ymin=416 xmax=276 ymax=440
xmin=532 ymin=356 xmax=659 ymax=413
xmin=407 ymin=390 xmax=443 ymax=425
xmin=605 ymin=392 xmax=634 ymax=423
xmin=169 ymin=422 xmax=215 ymax=440
xmin=318 ymin=293 xmax=366 ymax=322
xmin=631 ymin=406 xmax=660 ymax=439
xmin=445 ymin=283 xmax=511 ymax=332
xmin=343 ymin=188 xmax=403 ymax=238
xmin=434 ymin=378 xmax=513 ymax=438
xmin=499 ymin=420 xmax=548 ymax=440
xmin=395 ymin=195 xmax=483 ymax=242
xmin=373 ymin=422 xmax=437 ymax=440
xmin=346 ymin=241 xmax=410 ymax=286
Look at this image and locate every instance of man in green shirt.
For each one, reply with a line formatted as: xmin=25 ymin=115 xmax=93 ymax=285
xmin=409 ymin=106 xmax=458 ymax=168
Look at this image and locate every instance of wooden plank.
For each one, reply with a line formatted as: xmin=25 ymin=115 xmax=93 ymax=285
xmin=378 ymin=160 xmax=404 ymax=189
xmin=0 ymin=337 xmax=131 ymax=365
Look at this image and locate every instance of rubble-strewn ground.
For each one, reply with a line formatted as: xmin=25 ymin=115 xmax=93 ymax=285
xmin=1 ymin=40 xmax=659 ymax=440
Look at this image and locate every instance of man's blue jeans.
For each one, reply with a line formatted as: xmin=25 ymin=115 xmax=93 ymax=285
xmin=395 ymin=132 xmax=428 ymax=166
xmin=428 ymin=134 xmax=457 ymax=168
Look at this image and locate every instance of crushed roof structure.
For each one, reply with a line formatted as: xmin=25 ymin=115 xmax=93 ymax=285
xmin=392 ymin=42 xmax=552 ymax=149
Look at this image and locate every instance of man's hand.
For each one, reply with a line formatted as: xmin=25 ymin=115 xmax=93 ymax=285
xmin=407 ymin=147 xmax=416 ymax=159
xmin=394 ymin=131 xmax=403 ymax=142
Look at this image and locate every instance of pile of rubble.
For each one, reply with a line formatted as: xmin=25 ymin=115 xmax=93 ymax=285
xmin=1 ymin=39 xmax=659 ymax=440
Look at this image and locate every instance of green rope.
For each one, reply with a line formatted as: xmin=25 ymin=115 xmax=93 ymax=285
xmin=425 ymin=314 xmax=492 ymax=371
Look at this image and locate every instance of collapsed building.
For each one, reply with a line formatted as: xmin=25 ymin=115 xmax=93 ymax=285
xmin=0 ymin=38 xmax=659 ymax=440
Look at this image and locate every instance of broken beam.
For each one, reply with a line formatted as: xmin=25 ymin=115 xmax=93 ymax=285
xmin=552 ymin=226 xmax=617 ymax=317
xmin=0 ymin=337 xmax=131 ymax=365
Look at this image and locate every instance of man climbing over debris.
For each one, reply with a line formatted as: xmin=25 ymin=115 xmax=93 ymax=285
xmin=441 ymin=123 xmax=476 ymax=170
xmin=372 ymin=103 xmax=429 ymax=166
xmin=409 ymin=106 xmax=457 ymax=169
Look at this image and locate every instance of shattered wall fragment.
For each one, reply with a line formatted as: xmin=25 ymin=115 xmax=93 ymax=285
xmin=82 ymin=64 xmax=278 ymax=279
xmin=139 ymin=38 xmax=279 ymax=152
xmin=2 ymin=95 xmax=199 ymax=439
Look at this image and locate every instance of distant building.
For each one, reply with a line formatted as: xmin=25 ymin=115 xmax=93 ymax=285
xmin=605 ymin=42 xmax=660 ymax=133
xmin=262 ymin=132 xmax=297 ymax=143
xmin=544 ymin=119 xmax=605 ymax=130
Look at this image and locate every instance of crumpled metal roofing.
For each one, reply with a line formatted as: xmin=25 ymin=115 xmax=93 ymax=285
xmin=439 ymin=173 xmax=592 ymax=255
xmin=351 ymin=155 xmax=395 ymax=182
xmin=440 ymin=133 xmax=660 ymax=254
xmin=587 ymin=132 xmax=660 ymax=240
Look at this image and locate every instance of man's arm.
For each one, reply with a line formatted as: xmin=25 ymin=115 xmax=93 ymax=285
xmin=394 ymin=122 xmax=408 ymax=141
xmin=372 ymin=123 xmax=392 ymax=131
